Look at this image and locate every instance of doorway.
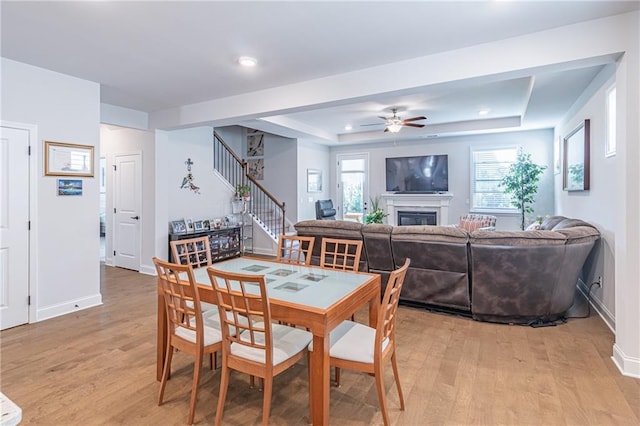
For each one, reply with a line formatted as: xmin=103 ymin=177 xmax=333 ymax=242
xmin=1 ymin=124 xmax=35 ymax=330
xmin=112 ymin=152 xmax=142 ymax=271
xmin=336 ymin=153 xmax=369 ymax=222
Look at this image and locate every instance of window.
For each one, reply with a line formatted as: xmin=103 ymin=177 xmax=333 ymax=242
xmin=471 ymin=147 xmax=518 ymax=211
xmin=606 ymin=85 xmax=616 ymax=157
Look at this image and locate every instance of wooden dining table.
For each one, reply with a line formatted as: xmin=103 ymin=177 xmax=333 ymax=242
xmin=156 ymin=256 xmax=381 ymax=426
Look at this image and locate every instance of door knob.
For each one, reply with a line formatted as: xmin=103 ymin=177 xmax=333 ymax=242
xmin=131 ymin=215 xmax=140 ymax=220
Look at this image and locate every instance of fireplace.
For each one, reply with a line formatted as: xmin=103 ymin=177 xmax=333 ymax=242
xmin=398 ymin=211 xmax=437 ymax=226
xmin=381 ymin=192 xmax=452 ymax=226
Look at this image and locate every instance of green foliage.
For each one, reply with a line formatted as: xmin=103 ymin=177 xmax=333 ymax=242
xmin=568 ymin=163 xmax=584 ymax=187
xmin=235 ymin=184 xmax=251 ymax=197
xmin=500 ymin=150 xmax=547 ymax=230
xmin=364 ymin=196 xmax=388 ymax=224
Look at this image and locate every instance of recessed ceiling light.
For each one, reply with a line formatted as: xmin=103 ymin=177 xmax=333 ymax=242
xmin=344 ymin=124 xmax=352 ymax=131
xmin=238 ymin=56 xmax=258 ymax=67
xmin=479 ymin=108 xmax=490 ymax=116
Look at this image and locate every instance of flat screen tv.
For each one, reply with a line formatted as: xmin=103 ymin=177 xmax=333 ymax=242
xmin=385 ymin=154 xmax=448 ymax=193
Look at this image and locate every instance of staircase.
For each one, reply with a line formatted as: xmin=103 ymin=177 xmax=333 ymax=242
xmin=213 ymin=131 xmax=286 ymax=242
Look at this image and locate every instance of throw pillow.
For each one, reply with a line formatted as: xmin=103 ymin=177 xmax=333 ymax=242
xmin=459 ymin=218 xmax=489 ymax=231
xmin=525 ymin=222 xmax=542 ymax=231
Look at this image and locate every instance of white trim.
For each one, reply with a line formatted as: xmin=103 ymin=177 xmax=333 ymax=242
xmin=605 ymin=84 xmax=617 ymax=157
xmin=36 ymin=294 xmax=103 ymax=322
xmin=139 ymin=264 xmax=156 ymax=276
xmin=577 ymin=282 xmax=615 ymax=333
xmin=1 ymin=121 xmax=39 ymax=325
xmin=612 ymin=344 xmax=640 ymax=379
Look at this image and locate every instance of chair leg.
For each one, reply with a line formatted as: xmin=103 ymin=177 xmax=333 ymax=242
xmin=391 ymin=352 xmax=405 ymax=410
xmin=335 ymin=367 xmax=341 ymax=387
xmin=215 ymin=365 xmax=230 ymax=426
xmin=261 ymin=375 xmax=273 ymax=426
xmin=374 ymin=363 xmax=390 ymax=426
xmin=158 ymin=344 xmax=174 ymax=405
xmin=187 ymin=350 xmax=203 ymax=425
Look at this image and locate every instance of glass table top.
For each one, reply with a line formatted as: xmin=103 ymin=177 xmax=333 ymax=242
xmin=191 ymin=257 xmax=375 ymax=310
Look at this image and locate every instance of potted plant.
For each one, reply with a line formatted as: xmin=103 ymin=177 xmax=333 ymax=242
xmin=500 ymin=150 xmax=547 ymax=230
xmin=235 ymin=184 xmax=251 ymax=201
xmin=364 ymin=196 xmax=388 ymax=224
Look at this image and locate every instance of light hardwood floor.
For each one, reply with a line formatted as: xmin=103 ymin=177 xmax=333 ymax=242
xmin=1 ymin=264 xmax=638 ymax=425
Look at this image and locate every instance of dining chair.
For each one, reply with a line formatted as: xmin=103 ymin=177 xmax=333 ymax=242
xmin=319 ymin=237 xmax=363 ymax=272
xmin=170 ymin=236 xmax=220 ymax=369
xmin=206 ymin=267 xmax=313 ymax=426
xmin=276 ymin=235 xmax=315 ymax=265
xmin=311 ymin=258 xmax=410 ymax=426
xmin=320 ymin=237 xmax=364 ymax=322
xmin=153 ymin=257 xmax=223 ymax=426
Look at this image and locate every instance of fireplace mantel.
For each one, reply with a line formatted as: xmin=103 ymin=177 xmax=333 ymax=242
xmin=380 ymin=192 xmax=453 ymax=226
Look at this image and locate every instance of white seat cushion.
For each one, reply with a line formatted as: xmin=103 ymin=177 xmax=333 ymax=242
xmin=175 ymin=321 xmax=222 ymax=347
xmin=185 ymin=300 xmax=218 ymax=315
xmin=310 ymin=320 xmax=389 ymax=364
xmin=231 ymin=324 xmax=312 ymax=366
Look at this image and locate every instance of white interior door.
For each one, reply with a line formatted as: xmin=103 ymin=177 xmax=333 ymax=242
xmin=0 ymin=126 xmax=30 ymax=330
xmin=336 ymin=153 xmax=369 ymax=222
xmin=113 ymin=153 xmax=141 ymax=271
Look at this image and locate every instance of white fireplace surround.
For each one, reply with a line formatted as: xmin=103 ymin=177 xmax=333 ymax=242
xmin=380 ymin=192 xmax=453 ymax=226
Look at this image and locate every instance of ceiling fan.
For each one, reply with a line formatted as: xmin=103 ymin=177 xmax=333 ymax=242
xmin=362 ymin=108 xmax=427 ymax=133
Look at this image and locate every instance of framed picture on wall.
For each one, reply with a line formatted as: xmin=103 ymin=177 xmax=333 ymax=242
xmin=248 ymin=159 xmax=264 ymax=180
xmin=247 ymin=131 xmax=264 ymax=157
xmin=45 ymin=141 xmax=95 ymax=177
xmin=57 ymin=179 xmax=83 ymax=196
xmin=307 ymin=169 xmax=322 ymax=192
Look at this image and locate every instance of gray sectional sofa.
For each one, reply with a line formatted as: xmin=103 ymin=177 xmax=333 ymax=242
xmin=293 ymin=216 xmax=600 ymax=324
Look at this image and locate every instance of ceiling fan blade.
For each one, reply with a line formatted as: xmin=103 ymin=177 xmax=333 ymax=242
xmin=403 ymin=123 xmax=425 ymax=128
xmin=360 ymin=123 xmax=383 ymax=127
xmin=383 ymin=127 xmax=389 ymax=133
xmin=402 ymin=116 xmax=427 ymax=123
xmin=377 ymin=116 xmax=388 ymax=120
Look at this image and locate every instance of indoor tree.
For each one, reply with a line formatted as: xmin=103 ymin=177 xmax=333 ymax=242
xmin=500 ymin=150 xmax=547 ymax=230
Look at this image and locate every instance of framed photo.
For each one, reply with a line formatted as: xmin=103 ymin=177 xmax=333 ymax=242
xmin=193 ymin=220 xmax=204 ymax=232
xmin=184 ymin=218 xmax=194 ymax=232
xmin=307 ymin=169 xmax=322 ymax=193
xmin=247 ymin=131 xmax=264 ymax=157
xmin=202 ymin=219 xmax=211 ymax=230
xmin=248 ymin=159 xmax=264 ymax=180
xmin=171 ymin=220 xmax=187 ymax=234
xmin=57 ymin=179 xmax=83 ymax=196
xmin=563 ymin=119 xmax=590 ymax=191
xmin=45 ymin=141 xmax=94 ymax=177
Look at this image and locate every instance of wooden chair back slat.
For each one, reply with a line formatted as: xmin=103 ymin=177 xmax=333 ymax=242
xmin=276 ymin=235 xmax=315 ymax=266
xmin=170 ymin=236 xmax=211 ymax=268
xmin=320 ymin=237 xmax=363 ymax=272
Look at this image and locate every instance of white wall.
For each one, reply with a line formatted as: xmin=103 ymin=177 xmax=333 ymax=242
xmin=1 ymin=58 xmax=102 ymax=321
xmin=100 ymin=125 xmax=156 ymax=274
xmin=154 ymin=126 xmax=236 ymax=260
xmin=297 ymin=139 xmax=331 ymax=221
xmin=555 ymin=64 xmax=617 ymax=327
xmin=330 ymin=129 xmax=554 ymax=230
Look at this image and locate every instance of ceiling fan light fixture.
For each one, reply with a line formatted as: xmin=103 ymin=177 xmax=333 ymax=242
xmin=387 ymin=118 xmax=403 ymax=133
xmin=238 ymin=56 xmax=258 ymax=67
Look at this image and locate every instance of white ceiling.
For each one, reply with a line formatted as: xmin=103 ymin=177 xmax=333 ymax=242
xmin=2 ymin=1 xmax=639 ymax=144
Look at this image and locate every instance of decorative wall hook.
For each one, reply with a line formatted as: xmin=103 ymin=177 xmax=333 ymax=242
xmin=180 ymin=158 xmax=200 ymax=194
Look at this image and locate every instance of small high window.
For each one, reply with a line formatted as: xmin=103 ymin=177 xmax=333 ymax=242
xmin=606 ymin=85 xmax=616 ymax=157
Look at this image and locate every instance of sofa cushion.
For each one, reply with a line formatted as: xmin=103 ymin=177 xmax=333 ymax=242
xmin=391 ymin=225 xmax=469 ymax=243
xmin=554 ymin=226 xmax=600 ymax=244
xmin=469 ymin=230 xmax=566 ymax=245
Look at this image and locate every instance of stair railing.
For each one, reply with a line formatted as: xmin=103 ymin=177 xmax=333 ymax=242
xmin=213 ymin=131 xmax=286 ymax=240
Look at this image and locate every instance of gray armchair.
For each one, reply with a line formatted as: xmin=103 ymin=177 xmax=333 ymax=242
xmin=315 ymin=199 xmax=336 ymax=220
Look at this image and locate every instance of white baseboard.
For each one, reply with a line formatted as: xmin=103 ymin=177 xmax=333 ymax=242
xmin=139 ymin=263 xmax=156 ymax=276
xmin=36 ymin=294 xmax=103 ymax=322
xmin=612 ymin=344 xmax=640 ymax=379
xmin=577 ymin=282 xmax=615 ymax=332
